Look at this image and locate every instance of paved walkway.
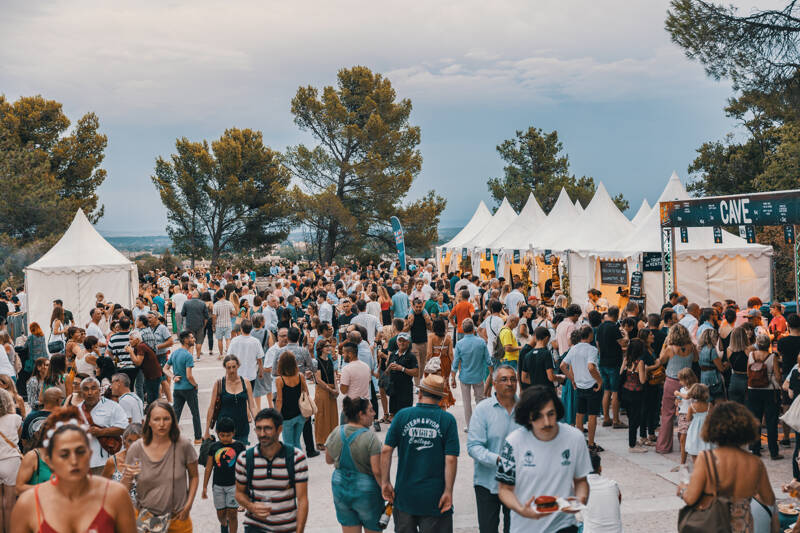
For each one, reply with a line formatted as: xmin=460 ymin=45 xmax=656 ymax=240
xmin=179 ymin=348 xmax=792 ymax=532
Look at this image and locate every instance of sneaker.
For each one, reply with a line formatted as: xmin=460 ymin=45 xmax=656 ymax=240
xmin=771 ymin=454 xmax=784 ymax=460
xmin=640 ymin=438 xmax=655 ymax=447
xmin=588 ymin=443 xmax=605 ymax=453
xmin=306 ymin=450 xmax=321 ymax=458
xmin=629 ymin=445 xmax=648 ymax=453
xmin=602 ymin=420 xmax=613 ymax=427
xmin=613 ymin=422 xmax=629 ymax=429
xmin=193 ymin=439 xmax=202 ymax=445
xmin=780 ymin=438 xmax=792 ymax=447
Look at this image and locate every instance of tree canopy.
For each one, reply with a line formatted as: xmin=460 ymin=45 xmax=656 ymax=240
xmin=286 ymin=66 xmax=446 ymax=263
xmin=152 ymin=128 xmax=293 ymax=266
xmin=487 ymin=127 xmax=628 ymax=213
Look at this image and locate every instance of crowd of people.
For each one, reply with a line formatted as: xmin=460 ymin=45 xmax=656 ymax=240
xmin=0 ymin=260 xmax=795 ymax=532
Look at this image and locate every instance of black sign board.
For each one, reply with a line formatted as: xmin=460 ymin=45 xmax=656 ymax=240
xmin=544 ymin=250 xmax=552 ymax=265
xmin=461 ymin=248 xmax=467 ymax=259
xmin=679 ymin=227 xmax=688 ymax=243
xmin=643 ymin=252 xmax=663 ymax=272
xmin=713 ymin=226 xmax=722 ymax=244
xmin=600 ymin=260 xmax=628 ymax=286
xmin=629 ymin=295 xmax=646 ymax=311
xmin=484 ymin=248 xmax=491 ymax=261
xmin=745 ymin=225 xmax=756 ymax=243
xmin=660 ymin=190 xmax=800 ymax=228
xmin=785 ymin=225 xmax=796 ymax=245
xmin=513 ymin=250 xmax=520 ymax=264
xmin=630 ymin=271 xmax=643 ymax=297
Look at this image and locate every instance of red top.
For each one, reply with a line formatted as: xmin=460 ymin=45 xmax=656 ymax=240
xmin=36 ymin=479 xmax=115 ymax=533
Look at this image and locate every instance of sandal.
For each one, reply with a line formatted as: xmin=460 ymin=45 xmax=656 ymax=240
xmin=316 ymin=444 xmax=326 ymax=451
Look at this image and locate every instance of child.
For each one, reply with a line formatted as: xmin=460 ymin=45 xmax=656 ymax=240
xmin=201 ymin=417 xmax=247 ymax=533
xmin=684 ymin=383 xmax=713 ymax=460
xmin=583 ymin=451 xmax=622 ymax=533
xmin=672 ymin=367 xmax=698 ymax=470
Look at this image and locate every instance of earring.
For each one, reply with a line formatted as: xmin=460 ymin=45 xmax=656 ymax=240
xmin=50 ymin=473 xmax=58 ymax=485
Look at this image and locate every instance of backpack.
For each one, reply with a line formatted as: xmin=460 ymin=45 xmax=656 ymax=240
xmin=747 ymin=352 xmax=772 ymax=388
xmin=245 ymin=443 xmax=296 ymax=501
xmin=492 ymin=325 xmax=508 ymax=361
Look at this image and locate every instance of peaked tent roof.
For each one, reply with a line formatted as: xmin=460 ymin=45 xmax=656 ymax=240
xmin=619 ymin=173 xmax=772 ymax=258
xmin=534 ymin=188 xmax=580 ymax=249
xmin=575 ymin=199 xmax=584 ymax=212
xmin=26 ymin=209 xmax=134 ymax=273
xmin=564 ymin=182 xmax=635 ymax=252
xmin=442 ymin=201 xmax=493 ymax=249
xmin=631 ymin=199 xmax=652 ymax=226
xmin=490 ymin=193 xmax=547 ymax=250
xmin=465 ymin=197 xmax=518 ymax=249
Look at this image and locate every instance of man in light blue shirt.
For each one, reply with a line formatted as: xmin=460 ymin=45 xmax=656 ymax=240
xmin=391 ymin=284 xmax=410 ymax=320
xmin=451 ymin=318 xmax=492 ymax=430
xmin=467 ymin=365 xmax=519 ymax=533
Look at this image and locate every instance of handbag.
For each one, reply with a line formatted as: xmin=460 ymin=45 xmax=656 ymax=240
xmin=209 ymin=378 xmax=224 ymax=429
xmin=80 ymin=401 xmax=122 ymax=456
xmin=299 ymin=383 xmax=317 ymax=418
xmin=648 ymin=365 xmax=666 ymax=386
xmin=780 ymin=393 xmax=800 ymax=432
xmin=47 ymin=331 xmax=64 ymax=354
xmin=136 ymin=444 xmax=174 ymax=533
xmin=677 ymin=451 xmax=731 ymax=533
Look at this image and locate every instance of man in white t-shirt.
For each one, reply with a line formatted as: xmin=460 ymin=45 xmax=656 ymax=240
xmin=496 ymin=385 xmax=592 ymax=533
xmin=111 ymin=373 xmax=144 ymax=424
xmin=171 ymin=285 xmax=188 ymax=332
xmin=318 ymin=292 xmax=333 ymax=325
xmin=85 ymin=308 xmax=107 ymax=347
xmin=228 ymin=319 xmax=265 ymax=388
xmin=479 ymin=300 xmax=506 ymax=355
xmin=504 ymin=282 xmax=526 ymax=317
xmin=560 ymin=325 xmax=604 ymax=453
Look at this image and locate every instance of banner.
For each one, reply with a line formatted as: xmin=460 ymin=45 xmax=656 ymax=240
xmin=544 ymin=250 xmax=552 ymax=265
xmin=786 ymin=225 xmax=796 ymax=245
xmin=485 ymin=248 xmax=491 ymax=261
xmin=389 ymin=216 xmax=407 ymax=271
xmin=713 ymin=226 xmax=722 ymax=244
xmin=680 ymin=227 xmax=688 ymax=243
xmin=513 ymin=249 xmax=520 ymax=264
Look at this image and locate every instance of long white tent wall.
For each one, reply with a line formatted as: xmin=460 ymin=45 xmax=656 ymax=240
xmin=25 ymin=209 xmax=138 ymax=337
xmin=620 ymin=172 xmax=773 ymax=312
xmin=630 ymin=199 xmax=651 ymax=226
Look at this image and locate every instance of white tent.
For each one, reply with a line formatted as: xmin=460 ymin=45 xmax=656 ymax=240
xmin=620 ymin=172 xmax=773 ymax=312
xmin=440 ymin=201 xmax=492 ymax=251
xmin=464 ymin=198 xmax=518 ymax=249
xmin=568 ymin=182 xmax=635 ymax=253
xmin=630 ymin=199 xmax=651 ymax=226
xmin=489 ymin=193 xmax=547 ymax=251
xmin=25 ymin=209 xmax=138 ymax=336
xmin=535 ymin=188 xmax=582 ymax=250
xmin=575 ymin=199 xmax=584 ymax=213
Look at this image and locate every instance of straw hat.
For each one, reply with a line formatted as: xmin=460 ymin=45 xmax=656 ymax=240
xmin=419 ymin=374 xmax=448 ymax=398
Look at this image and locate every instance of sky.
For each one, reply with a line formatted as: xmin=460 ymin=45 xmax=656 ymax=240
xmin=0 ymin=0 xmax=781 ymax=235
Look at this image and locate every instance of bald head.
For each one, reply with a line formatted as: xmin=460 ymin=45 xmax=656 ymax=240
xmin=43 ymin=387 xmax=65 ymax=409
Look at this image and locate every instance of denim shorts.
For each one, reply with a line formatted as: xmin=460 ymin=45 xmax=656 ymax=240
xmin=331 ymin=469 xmax=384 ymax=531
xmin=216 ymin=325 xmax=232 ymax=340
xmin=212 ymin=484 xmax=237 ymax=509
xmin=599 ymin=366 xmax=620 ymax=392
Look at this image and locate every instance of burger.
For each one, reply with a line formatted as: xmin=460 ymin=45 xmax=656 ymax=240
xmin=534 ymin=496 xmax=558 ymax=513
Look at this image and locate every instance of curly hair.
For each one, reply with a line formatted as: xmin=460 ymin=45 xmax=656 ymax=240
xmin=665 ymin=323 xmax=691 ymax=348
xmin=701 ymin=401 xmax=759 ymax=446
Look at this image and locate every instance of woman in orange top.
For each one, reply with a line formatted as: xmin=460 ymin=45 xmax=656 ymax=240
xmin=427 ymin=318 xmax=455 ymax=409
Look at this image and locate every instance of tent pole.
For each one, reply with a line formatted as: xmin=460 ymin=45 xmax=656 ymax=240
xmin=795 ymin=225 xmax=799 ymax=312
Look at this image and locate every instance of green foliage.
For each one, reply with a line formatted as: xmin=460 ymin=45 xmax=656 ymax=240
xmin=152 ymin=128 xmax=293 ymax=267
xmin=487 ymin=127 xmax=628 ymax=213
xmin=286 ymin=66 xmax=446 ymax=263
xmin=0 ymin=95 xmax=107 ymax=222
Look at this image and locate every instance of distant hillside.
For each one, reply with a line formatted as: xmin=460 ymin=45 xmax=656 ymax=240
xmin=105 ymin=235 xmax=172 ymax=253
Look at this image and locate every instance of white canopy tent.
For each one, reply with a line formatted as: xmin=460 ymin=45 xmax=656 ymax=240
xmin=534 ymin=188 xmax=582 ymax=251
xmin=437 ymin=201 xmax=492 ymax=271
xmin=619 ymin=172 xmax=773 ymax=312
xmin=575 ymin=200 xmax=584 ymax=213
xmin=25 ymin=209 xmax=138 ymax=336
xmin=463 ymin=198 xmax=518 ymax=249
xmin=489 ymin=193 xmax=547 ymax=251
xmin=630 ymin=199 xmax=651 ymax=226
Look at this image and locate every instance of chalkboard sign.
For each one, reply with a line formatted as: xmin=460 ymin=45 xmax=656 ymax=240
xmin=629 ymin=295 xmax=646 ymax=311
xmin=785 ymin=225 xmax=795 ymax=245
xmin=600 ymin=260 xmax=628 ymax=286
xmin=643 ymin=252 xmax=662 ymax=272
xmin=713 ymin=226 xmax=722 ymax=244
xmin=513 ymin=250 xmax=520 ymax=264
xmin=544 ymin=250 xmax=552 ymax=265
xmin=630 ymin=271 xmax=643 ymax=297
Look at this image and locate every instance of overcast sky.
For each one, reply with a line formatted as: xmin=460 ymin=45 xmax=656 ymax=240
xmin=0 ymin=1 xmax=778 ymax=235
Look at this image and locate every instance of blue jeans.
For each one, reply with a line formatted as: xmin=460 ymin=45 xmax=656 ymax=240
xmin=282 ymin=414 xmax=306 ymax=448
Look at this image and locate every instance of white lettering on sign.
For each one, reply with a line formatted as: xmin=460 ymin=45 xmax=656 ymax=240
xmin=720 ymin=198 xmax=753 ymax=225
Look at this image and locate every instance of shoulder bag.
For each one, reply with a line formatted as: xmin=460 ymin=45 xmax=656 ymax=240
xmin=80 ymin=401 xmax=122 ymax=456
xmin=209 ymin=377 xmax=224 ymax=429
xmin=378 ymin=352 xmax=396 ymax=396
xmin=781 ymin=393 xmax=800 ymax=432
xmin=47 ymin=327 xmax=64 ymax=354
xmin=677 ymin=450 xmax=731 ymax=533
xmin=298 ymin=378 xmax=317 ymax=418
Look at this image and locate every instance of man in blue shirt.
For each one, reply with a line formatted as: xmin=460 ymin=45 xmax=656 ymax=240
xmin=381 ymin=374 xmax=459 ymax=532
xmin=467 ymin=365 xmax=520 ymax=533
xmin=390 ymin=284 xmax=410 ymax=321
xmin=164 ymin=331 xmax=202 ymax=443
xmin=451 ymin=318 xmax=492 ymax=430
xmin=152 ymin=287 xmax=166 ymax=315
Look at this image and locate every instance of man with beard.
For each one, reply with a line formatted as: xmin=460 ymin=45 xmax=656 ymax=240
xmin=235 ymin=409 xmax=309 ymax=533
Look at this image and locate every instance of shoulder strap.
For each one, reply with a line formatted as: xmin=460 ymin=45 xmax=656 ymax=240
xmin=703 ymin=450 xmax=719 ymax=500
xmin=282 ymin=444 xmax=296 ymax=489
xmin=245 ymin=446 xmax=256 ymax=499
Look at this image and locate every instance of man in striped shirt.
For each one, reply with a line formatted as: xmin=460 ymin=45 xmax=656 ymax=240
xmin=235 ymin=409 xmax=309 ymax=532
xmin=108 ymin=316 xmax=136 ymax=387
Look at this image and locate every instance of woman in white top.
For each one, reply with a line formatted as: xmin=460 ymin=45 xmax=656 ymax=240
xmin=74 ymin=336 xmax=98 ymax=377
xmin=583 ymin=453 xmax=622 ymax=533
xmin=48 ymin=307 xmax=66 ymax=353
xmin=0 ymin=388 xmax=21 ymax=531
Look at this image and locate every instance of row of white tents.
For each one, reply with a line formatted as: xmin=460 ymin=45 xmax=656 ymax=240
xmin=437 ymin=172 xmax=773 ymax=313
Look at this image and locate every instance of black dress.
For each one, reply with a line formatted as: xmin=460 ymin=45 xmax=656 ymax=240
xmin=218 ymin=376 xmax=250 ymax=444
xmin=388 ymin=348 xmax=418 ymax=414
